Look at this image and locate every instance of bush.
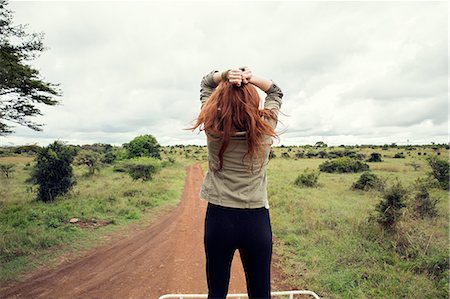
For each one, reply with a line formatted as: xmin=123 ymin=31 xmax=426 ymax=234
xmin=374 ymin=181 xmax=407 ymax=231
xmin=351 ymin=171 xmax=384 ymax=191
xmin=412 ymin=185 xmax=439 ymax=218
xmin=0 ymin=163 xmax=15 ymax=178
xmin=319 ymin=157 xmax=370 ymax=173
xmin=30 ymin=141 xmax=77 ymax=202
xmin=425 ymin=155 xmax=449 ymax=190
xmin=367 ymin=152 xmax=383 ymax=162
xmin=405 ymin=161 xmax=421 ymax=171
xmin=294 ymin=151 xmax=304 ymax=159
xmin=122 ymin=157 xmax=162 ymax=181
xmin=126 ymin=134 xmax=161 ymax=159
xmin=294 ymin=168 xmax=320 ymax=187
xmin=394 ymin=153 xmax=405 ymax=158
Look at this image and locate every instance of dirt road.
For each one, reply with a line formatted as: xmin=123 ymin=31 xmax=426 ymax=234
xmin=1 ymin=163 xmax=293 ymax=299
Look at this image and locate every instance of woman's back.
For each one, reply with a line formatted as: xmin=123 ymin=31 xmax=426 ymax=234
xmin=194 ymin=69 xmax=283 ymax=209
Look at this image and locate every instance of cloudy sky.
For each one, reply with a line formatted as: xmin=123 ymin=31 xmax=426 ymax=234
xmin=2 ymin=1 xmax=448 ymax=147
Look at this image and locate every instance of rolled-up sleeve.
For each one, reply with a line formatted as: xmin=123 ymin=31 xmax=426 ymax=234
xmin=200 ymin=70 xmax=219 ymax=108
xmin=263 ymin=82 xmax=283 ymax=129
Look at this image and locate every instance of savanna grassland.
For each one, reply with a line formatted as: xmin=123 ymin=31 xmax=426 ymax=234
xmin=0 ymin=143 xmax=448 ymax=299
xmin=0 ymin=147 xmax=190 ymax=282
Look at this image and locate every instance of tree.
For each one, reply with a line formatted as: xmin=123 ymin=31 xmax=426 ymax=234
xmin=0 ymin=0 xmax=61 ymax=136
xmin=74 ymin=150 xmax=102 ymax=175
xmin=126 ymin=134 xmax=161 ymax=159
xmin=30 ymin=141 xmax=77 ymax=202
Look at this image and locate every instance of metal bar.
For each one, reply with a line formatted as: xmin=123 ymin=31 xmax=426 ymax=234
xmin=158 ymin=290 xmax=321 ymax=299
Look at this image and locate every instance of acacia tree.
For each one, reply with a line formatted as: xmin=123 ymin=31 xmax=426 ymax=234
xmin=0 ymin=0 xmax=61 ymax=135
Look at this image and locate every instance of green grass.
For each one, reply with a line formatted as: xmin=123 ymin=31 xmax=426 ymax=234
xmin=0 ymin=156 xmax=189 ymax=281
xmin=267 ymin=153 xmax=449 ymax=299
xmin=1 ymin=144 xmax=448 ymax=299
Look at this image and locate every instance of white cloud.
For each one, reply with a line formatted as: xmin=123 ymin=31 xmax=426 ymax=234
xmin=1 ymin=1 xmax=447 ymax=147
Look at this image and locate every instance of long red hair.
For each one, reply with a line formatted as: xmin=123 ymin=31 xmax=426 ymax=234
xmin=190 ymin=81 xmax=279 ymax=172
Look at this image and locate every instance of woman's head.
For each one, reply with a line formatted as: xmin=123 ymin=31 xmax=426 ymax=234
xmin=190 ymin=81 xmax=279 ymax=172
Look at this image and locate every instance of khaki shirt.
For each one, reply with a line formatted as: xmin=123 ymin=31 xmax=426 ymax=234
xmin=198 ymin=70 xmax=283 ymax=209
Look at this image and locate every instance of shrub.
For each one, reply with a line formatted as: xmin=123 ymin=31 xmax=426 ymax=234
xmin=0 ymin=163 xmax=15 ymax=178
xmin=281 ymin=152 xmax=290 ymax=158
xmin=412 ymin=185 xmax=439 ymax=218
xmin=126 ymin=134 xmax=161 ymax=159
xmin=269 ymin=150 xmax=276 ymax=159
xmin=122 ymin=157 xmax=162 ymax=181
xmin=319 ymin=157 xmax=370 ymax=173
xmin=294 ymin=151 xmax=304 ymax=159
xmin=374 ymin=181 xmax=407 ymax=231
xmin=367 ymin=152 xmax=383 ymax=162
xmin=405 ymin=161 xmax=421 ymax=171
xmin=394 ymin=153 xmax=405 ymax=158
xmin=425 ymin=155 xmax=449 ymax=190
xmin=294 ymin=168 xmax=320 ymax=187
xmin=351 ymin=171 xmax=384 ymax=191
xmin=30 ymin=141 xmax=77 ymax=202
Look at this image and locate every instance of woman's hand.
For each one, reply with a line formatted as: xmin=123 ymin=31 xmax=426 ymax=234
xmin=226 ymin=69 xmax=243 ymax=86
xmin=241 ymin=67 xmax=252 ymax=84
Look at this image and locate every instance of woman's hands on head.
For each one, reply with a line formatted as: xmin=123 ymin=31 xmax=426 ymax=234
xmin=223 ymin=67 xmax=253 ymax=87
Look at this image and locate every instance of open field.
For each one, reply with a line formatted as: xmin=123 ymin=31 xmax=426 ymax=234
xmin=0 ymin=144 xmax=448 ymax=298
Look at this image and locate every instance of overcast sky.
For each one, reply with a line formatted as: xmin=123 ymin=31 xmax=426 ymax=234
xmin=2 ymin=1 xmax=448 ymax=147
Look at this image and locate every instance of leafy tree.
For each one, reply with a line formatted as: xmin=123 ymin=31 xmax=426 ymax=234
xmin=314 ymin=141 xmax=328 ymax=148
xmin=74 ymin=150 xmax=102 ymax=175
xmin=30 ymin=141 xmax=77 ymax=202
xmin=126 ymin=134 xmax=161 ymax=159
xmin=0 ymin=0 xmax=61 ymax=136
xmin=425 ymin=154 xmax=449 ymax=190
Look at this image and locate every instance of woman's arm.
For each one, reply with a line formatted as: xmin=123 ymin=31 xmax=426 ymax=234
xmin=243 ymin=68 xmax=283 ymax=128
xmin=243 ymin=68 xmax=283 ymax=110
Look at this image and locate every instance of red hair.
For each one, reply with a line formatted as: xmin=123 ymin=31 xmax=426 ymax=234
xmin=190 ymin=81 xmax=279 ymax=172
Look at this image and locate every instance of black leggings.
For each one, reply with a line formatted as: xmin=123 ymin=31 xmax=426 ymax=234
xmin=204 ymin=202 xmax=272 ymax=299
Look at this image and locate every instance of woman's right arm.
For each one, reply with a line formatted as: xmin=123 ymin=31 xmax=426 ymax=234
xmin=246 ymin=71 xmax=283 ymax=112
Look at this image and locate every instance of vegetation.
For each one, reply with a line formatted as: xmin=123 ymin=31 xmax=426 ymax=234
xmin=412 ymin=185 xmax=439 ymax=219
xmin=0 ymin=0 xmax=61 ymax=135
xmin=351 ymin=171 xmax=385 ymax=191
xmin=1 ymin=142 xmax=448 ymax=298
xmin=319 ymin=157 xmax=370 ymax=173
xmin=367 ymin=152 xmax=383 ymax=162
xmin=30 ymin=141 xmax=77 ymax=202
xmin=425 ymin=154 xmax=449 ymax=190
xmin=120 ymin=157 xmax=162 ymax=181
xmin=0 ymin=163 xmax=15 ymax=178
xmin=372 ymin=181 xmax=407 ymax=232
xmin=125 ymin=134 xmax=161 ymax=159
xmin=0 ymin=150 xmax=188 ymax=281
xmin=73 ymin=150 xmax=102 ymax=176
xmin=294 ymin=168 xmax=320 ymax=188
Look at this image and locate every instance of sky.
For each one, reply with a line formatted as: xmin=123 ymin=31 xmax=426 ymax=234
xmin=1 ymin=0 xmax=448 ymax=147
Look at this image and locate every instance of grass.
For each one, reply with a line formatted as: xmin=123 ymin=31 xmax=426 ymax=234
xmin=0 ymin=156 xmax=189 ymax=281
xmin=266 ymin=152 xmax=449 ymax=299
xmin=1 ymin=145 xmax=448 ymax=299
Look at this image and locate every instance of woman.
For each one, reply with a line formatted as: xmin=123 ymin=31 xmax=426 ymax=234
xmin=190 ymin=67 xmax=283 ymax=299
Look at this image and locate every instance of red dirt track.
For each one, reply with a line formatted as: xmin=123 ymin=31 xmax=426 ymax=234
xmin=0 ymin=163 xmax=293 ymax=299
